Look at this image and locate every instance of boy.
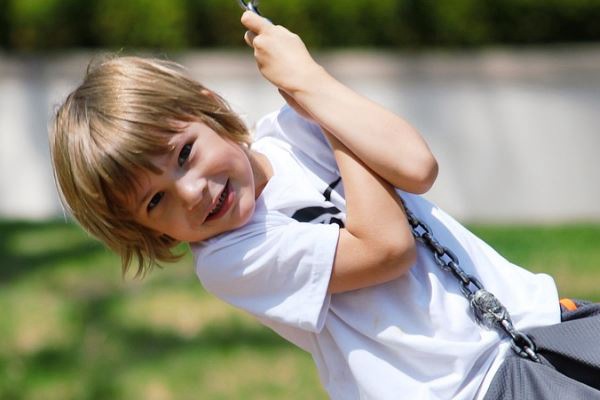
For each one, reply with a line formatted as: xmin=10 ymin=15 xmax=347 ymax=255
xmin=51 ymin=11 xmax=574 ymax=400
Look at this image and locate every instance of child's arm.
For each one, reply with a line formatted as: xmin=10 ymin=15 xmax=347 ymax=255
xmin=242 ymin=12 xmax=418 ymax=293
xmin=324 ymin=131 xmax=417 ymax=293
xmin=241 ymin=12 xmax=438 ymax=194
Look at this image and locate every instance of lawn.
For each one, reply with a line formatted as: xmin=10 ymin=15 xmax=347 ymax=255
xmin=0 ymin=220 xmax=599 ymax=399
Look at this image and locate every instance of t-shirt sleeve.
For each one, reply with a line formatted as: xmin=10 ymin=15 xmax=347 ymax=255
xmin=255 ymin=105 xmax=339 ymax=175
xmin=193 ymin=213 xmax=339 ymax=333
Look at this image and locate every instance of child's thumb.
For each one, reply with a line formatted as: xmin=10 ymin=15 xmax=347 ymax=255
xmin=241 ymin=11 xmax=271 ymax=34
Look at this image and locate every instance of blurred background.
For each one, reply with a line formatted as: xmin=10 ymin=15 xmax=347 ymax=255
xmin=1 ymin=0 xmax=599 ymax=399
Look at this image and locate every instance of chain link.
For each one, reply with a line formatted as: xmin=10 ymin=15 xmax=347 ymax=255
xmin=400 ymin=198 xmax=541 ymax=363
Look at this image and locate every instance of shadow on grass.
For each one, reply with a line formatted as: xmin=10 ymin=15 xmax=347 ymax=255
xmin=23 ymin=313 xmax=288 ymax=368
xmin=1 ymin=219 xmax=287 ymax=357
xmin=5 ymin=290 xmax=293 ymax=399
xmin=82 ymin=292 xmax=290 ymax=362
xmin=0 ymin=219 xmax=106 ymax=281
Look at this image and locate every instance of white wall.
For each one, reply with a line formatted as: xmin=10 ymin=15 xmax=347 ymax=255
xmin=1 ymin=46 xmax=599 ymax=222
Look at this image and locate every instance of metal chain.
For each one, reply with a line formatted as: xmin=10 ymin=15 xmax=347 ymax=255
xmin=400 ymin=198 xmax=541 ymax=363
xmin=238 ymin=0 xmax=263 ymax=16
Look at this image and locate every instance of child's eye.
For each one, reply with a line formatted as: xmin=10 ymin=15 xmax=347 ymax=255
xmin=147 ymin=192 xmax=164 ymax=211
xmin=178 ymin=143 xmax=193 ymax=166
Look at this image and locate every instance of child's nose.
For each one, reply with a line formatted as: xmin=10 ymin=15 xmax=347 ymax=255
xmin=176 ymin=174 xmax=207 ymax=210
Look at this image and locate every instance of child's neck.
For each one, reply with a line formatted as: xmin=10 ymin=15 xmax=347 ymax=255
xmin=248 ymin=149 xmax=273 ymax=199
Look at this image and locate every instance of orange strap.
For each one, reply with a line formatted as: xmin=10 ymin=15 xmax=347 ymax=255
xmin=560 ymin=298 xmax=578 ymax=311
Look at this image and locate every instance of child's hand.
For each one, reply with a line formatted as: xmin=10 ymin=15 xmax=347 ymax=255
xmin=241 ymin=11 xmax=324 ymax=95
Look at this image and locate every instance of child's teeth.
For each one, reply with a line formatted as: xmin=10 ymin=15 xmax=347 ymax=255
xmin=208 ymin=185 xmax=228 ymax=216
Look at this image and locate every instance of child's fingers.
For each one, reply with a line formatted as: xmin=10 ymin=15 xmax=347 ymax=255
xmin=240 ymin=11 xmax=271 ymax=34
xmin=244 ymin=30 xmax=257 ymax=48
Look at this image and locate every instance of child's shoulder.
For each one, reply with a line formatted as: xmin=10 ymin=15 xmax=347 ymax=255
xmin=255 ymin=106 xmax=322 ymax=143
xmin=254 ymin=106 xmax=337 ymax=175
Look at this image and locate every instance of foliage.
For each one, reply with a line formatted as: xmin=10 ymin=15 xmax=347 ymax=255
xmin=1 ymin=0 xmax=599 ymax=50
xmin=92 ymin=0 xmax=188 ymax=49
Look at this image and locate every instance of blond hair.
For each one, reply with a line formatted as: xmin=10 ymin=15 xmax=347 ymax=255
xmin=50 ymin=55 xmax=251 ymax=277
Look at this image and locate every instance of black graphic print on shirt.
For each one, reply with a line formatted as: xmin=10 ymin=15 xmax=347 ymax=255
xmin=291 ymin=177 xmax=345 ymax=228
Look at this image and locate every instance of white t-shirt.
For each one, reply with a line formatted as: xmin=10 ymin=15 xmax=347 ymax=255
xmin=192 ymin=106 xmax=560 ymax=400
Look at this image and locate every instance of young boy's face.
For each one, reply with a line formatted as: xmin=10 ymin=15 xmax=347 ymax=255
xmin=128 ymin=120 xmax=260 ymax=243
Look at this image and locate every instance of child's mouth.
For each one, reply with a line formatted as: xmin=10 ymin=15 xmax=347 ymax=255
xmin=205 ymin=180 xmax=232 ymax=222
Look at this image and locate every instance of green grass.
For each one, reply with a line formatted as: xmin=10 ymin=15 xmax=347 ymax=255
xmin=469 ymin=224 xmax=600 ymax=302
xmin=1 ymin=220 xmax=599 ymax=399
